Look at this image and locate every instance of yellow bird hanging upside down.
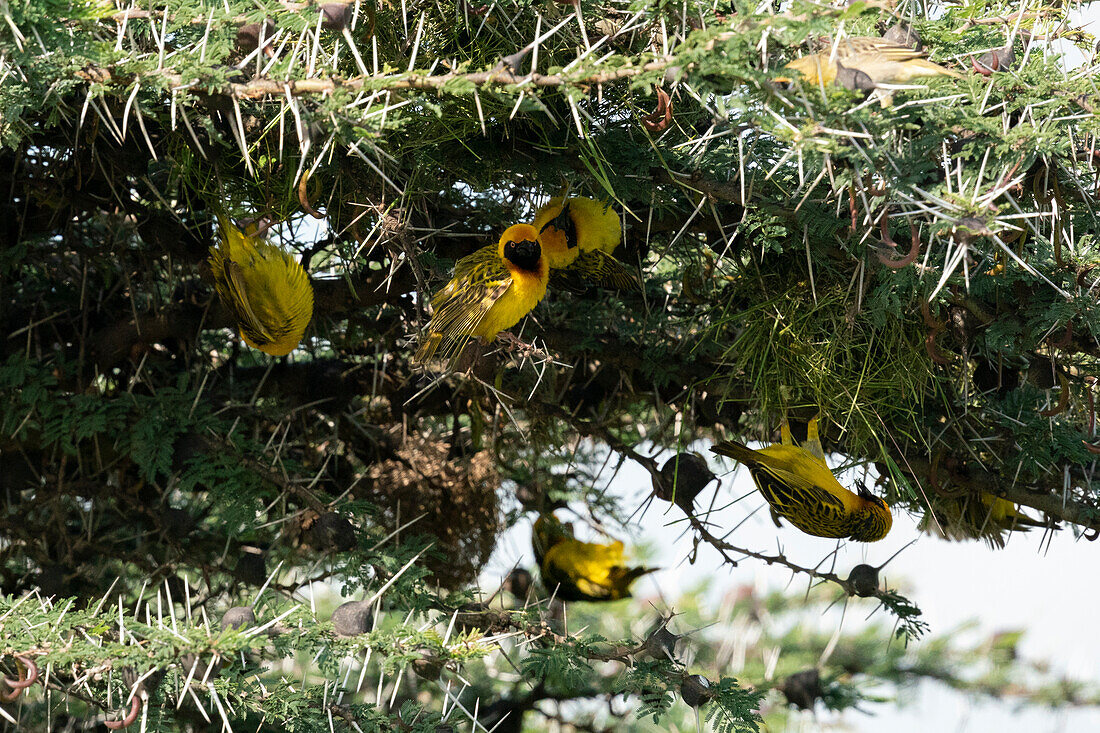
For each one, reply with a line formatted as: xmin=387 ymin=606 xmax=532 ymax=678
xmin=777 ymin=36 xmax=962 ymax=105
xmin=415 ymin=223 xmax=549 ymax=365
xmin=532 ymin=512 xmax=656 ymax=602
xmin=711 ymin=418 xmax=892 ymax=542
xmin=532 ymin=196 xmax=641 ymax=292
xmin=919 ymin=492 xmax=1045 ymax=548
xmin=208 ymin=216 xmax=314 ymax=356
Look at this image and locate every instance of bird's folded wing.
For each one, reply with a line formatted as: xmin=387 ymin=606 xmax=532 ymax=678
xmin=451 ymin=242 xmax=506 ymax=282
xmin=420 ymin=247 xmax=512 ymax=362
xmin=551 ymin=250 xmax=641 ymax=292
xmin=223 ymin=260 xmax=277 ymax=344
xmin=752 ymin=464 xmax=848 ymax=521
xmin=845 ymin=38 xmax=925 ymax=62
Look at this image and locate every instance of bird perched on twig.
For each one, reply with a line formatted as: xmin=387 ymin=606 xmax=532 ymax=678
xmin=711 ymin=418 xmax=892 ymax=542
xmin=533 ymin=196 xmax=641 ymax=291
xmin=208 ymin=216 xmax=314 ymax=356
xmin=416 ymin=223 xmax=549 ymax=365
xmin=777 ymin=36 xmax=963 ymax=106
xmin=532 ymin=512 xmax=655 ymax=602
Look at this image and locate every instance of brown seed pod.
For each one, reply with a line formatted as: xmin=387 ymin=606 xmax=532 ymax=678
xmin=237 ymin=19 xmax=276 ymax=54
xmin=642 ymin=620 xmax=682 ymax=661
xmin=953 ymin=217 xmax=993 ymax=243
xmin=973 ymin=45 xmax=1015 ymax=76
xmin=453 ymin=602 xmax=504 ymax=632
xmin=655 ymin=453 xmax=715 ymax=514
xmin=882 ymin=21 xmax=922 ymax=51
xmin=846 ymin=564 xmax=880 ymax=597
xmin=319 ymin=2 xmax=352 ymax=31
xmin=411 ymin=648 xmax=445 ymax=681
xmin=104 ymin=695 xmax=141 ymax=730
xmin=234 ymin=548 xmax=267 ymax=586
xmin=503 ymin=568 xmax=532 ymax=601
xmin=35 ymin=563 xmax=71 ymax=599
xmin=1 ymin=655 xmax=38 ymax=702
xmin=642 ymin=88 xmax=673 ymax=133
xmin=680 ymin=675 xmax=713 ymax=707
xmin=497 ymin=48 xmax=531 ymax=74
xmin=304 ymin=512 xmax=357 ymax=552
xmin=332 ymin=600 xmax=374 ymax=637
xmin=179 ymin=654 xmax=221 ymax=682
xmin=221 ymin=606 xmax=256 ymax=631
xmin=781 ymin=668 xmax=823 ymax=710
xmin=835 ymin=62 xmax=875 ymax=92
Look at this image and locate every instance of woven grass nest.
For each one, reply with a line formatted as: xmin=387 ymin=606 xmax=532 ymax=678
xmin=364 ymin=431 xmax=502 ymax=589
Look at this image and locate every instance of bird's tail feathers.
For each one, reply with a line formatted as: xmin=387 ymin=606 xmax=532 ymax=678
xmin=613 ymin=565 xmax=658 ymax=589
xmin=710 ymin=440 xmax=760 ymax=466
xmin=914 ymin=59 xmax=964 ymax=78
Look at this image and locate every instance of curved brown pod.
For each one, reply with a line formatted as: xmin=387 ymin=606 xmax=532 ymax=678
xmin=876 ymin=218 xmax=921 ymax=268
xmin=104 ymin=696 xmax=142 ymax=730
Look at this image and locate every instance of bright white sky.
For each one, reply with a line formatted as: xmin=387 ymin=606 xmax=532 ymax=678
xmin=484 ymin=440 xmax=1100 ymax=732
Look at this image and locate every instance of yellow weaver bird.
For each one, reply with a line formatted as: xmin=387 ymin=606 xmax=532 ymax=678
xmin=711 ymin=418 xmax=892 ymax=542
xmin=532 ymin=512 xmax=655 ymax=602
xmin=416 ymin=223 xmax=549 ymax=364
xmin=778 ymin=36 xmax=962 ymax=104
xmin=208 ymin=216 xmax=314 ymax=356
xmin=532 ymin=197 xmax=640 ymax=291
xmin=919 ymin=492 xmax=1044 ymax=548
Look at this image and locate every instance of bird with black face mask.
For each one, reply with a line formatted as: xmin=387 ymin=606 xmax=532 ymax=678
xmin=416 ymin=223 xmax=549 ymax=365
xmin=711 ymin=417 xmax=892 ymax=542
xmin=533 ymin=196 xmax=641 ymax=292
xmin=532 ymin=512 xmax=656 ymax=602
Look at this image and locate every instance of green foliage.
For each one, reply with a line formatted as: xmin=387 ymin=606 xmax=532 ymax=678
xmin=5 ymin=0 xmax=1100 ymax=726
xmin=706 ymin=679 xmax=765 ymax=733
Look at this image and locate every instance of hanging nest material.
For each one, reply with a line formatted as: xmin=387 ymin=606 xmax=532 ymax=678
xmin=363 ymin=431 xmax=501 ymax=589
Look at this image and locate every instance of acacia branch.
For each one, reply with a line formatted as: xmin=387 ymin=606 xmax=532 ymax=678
xmin=77 ymin=59 xmax=675 ymax=101
xmin=683 ymin=512 xmax=859 ymax=595
xmin=900 ymin=455 xmax=1100 ymax=532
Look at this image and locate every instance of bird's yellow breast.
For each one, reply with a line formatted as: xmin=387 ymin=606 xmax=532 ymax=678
xmin=785 ymin=55 xmax=835 ymax=86
xmin=567 ymin=197 xmax=621 ymax=255
xmin=470 ymin=268 xmax=548 ymax=340
xmin=545 ymin=539 xmax=625 ymax=584
xmin=533 ymin=197 xmax=622 ymax=269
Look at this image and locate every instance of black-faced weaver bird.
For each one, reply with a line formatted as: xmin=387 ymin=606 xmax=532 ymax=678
xmin=415 ymin=223 xmax=549 ymax=365
xmin=532 ymin=512 xmax=655 ymax=602
xmin=532 ymin=196 xmax=641 ymax=292
xmin=711 ymin=417 xmax=892 ymax=542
